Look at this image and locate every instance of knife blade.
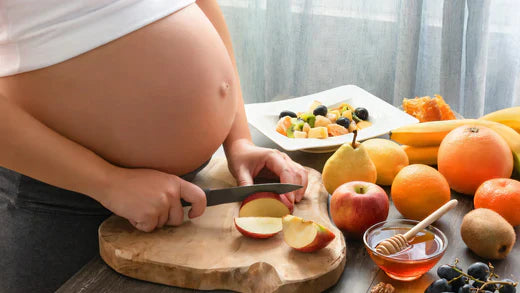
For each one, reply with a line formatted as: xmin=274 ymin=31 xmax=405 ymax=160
xmin=181 ymin=183 xmax=303 ymax=207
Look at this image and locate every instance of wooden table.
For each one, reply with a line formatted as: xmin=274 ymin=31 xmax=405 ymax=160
xmin=58 ymin=128 xmax=520 ymax=293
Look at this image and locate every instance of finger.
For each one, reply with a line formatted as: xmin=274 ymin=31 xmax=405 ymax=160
xmin=167 ymin=196 xmax=184 ymax=226
xmin=135 ymin=217 xmax=157 ymax=232
xmin=236 ymin=166 xmax=254 ymax=186
xmin=265 ymin=151 xmax=294 ymax=185
xmin=179 ymin=180 xmax=207 ymax=218
xmin=157 ymin=203 xmax=170 ymax=228
xmin=296 ymin=167 xmax=309 ymax=202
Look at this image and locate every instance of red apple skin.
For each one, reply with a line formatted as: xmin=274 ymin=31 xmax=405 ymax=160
xmin=239 ymin=192 xmax=294 ymax=214
xmin=330 ymin=181 xmax=389 ymax=238
xmin=234 ymin=218 xmax=280 ymax=239
xmin=295 ymin=224 xmax=336 ymax=253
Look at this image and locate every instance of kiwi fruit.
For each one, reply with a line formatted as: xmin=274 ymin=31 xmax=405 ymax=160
xmin=460 ymin=208 xmax=516 ymax=259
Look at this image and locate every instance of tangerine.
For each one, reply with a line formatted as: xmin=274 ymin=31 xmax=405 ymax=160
xmin=438 ymin=125 xmax=513 ymax=195
xmin=474 ymin=178 xmax=520 ymax=226
xmin=391 ymin=164 xmax=451 ymax=220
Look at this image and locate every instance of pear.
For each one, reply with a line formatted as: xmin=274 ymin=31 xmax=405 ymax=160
xmin=460 ymin=208 xmax=516 ymax=260
xmin=322 ymin=130 xmax=377 ymax=194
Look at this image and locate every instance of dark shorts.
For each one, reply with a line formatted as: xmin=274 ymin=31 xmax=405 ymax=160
xmin=0 ymin=161 xmax=209 ymax=293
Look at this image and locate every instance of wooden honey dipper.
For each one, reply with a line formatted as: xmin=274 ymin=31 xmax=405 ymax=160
xmin=375 ymin=199 xmax=458 ymax=255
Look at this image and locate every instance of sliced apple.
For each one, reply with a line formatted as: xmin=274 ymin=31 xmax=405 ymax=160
xmin=282 ymin=214 xmax=335 ymax=252
xmin=239 ymin=192 xmax=293 ymax=217
xmin=234 ymin=217 xmax=283 ymax=239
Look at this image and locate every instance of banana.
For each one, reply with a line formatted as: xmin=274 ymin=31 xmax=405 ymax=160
xmin=390 ymin=120 xmax=471 ymax=147
xmin=390 ymin=119 xmax=520 ymax=178
xmin=480 ymin=106 xmax=520 ymax=133
xmin=401 ymin=145 xmax=439 ymax=165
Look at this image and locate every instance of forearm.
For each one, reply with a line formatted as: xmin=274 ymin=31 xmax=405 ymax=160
xmin=0 ymin=97 xmax=114 ymax=201
xmin=196 ymin=0 xmax=253 ymax=154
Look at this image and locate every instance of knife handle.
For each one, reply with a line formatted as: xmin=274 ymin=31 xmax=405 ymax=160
xmin=180 ymin=188 xmax=211 ymax=207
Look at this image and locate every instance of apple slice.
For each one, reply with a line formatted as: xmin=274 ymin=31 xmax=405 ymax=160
xmin=234 ymin=217 xmax=283 ymax=239
xmin=239 ymin=192 xmax=293 ymax=217
xmin=282 ymin=215 xmax=335 ymax=252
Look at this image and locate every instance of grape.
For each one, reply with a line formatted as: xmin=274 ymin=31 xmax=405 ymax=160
xmin=451 ymin=276 xmax=468 ymax=292
xmin=438 ymin=264 xmax=463 ymax=280
xmin=313 ymin=105 xmax=328 ymax=116
xmin=458 ymin=284 xmax=473 ymax=293
xmin=425 ymin=279 xmax=452 ymax=293
xmin=499 ymin=279 xmax=516 ymax=293
xmin=467 ymin=262 xmax=490 ymax=281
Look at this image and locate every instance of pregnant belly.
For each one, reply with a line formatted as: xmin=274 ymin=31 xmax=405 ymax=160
xmin=0 ymin=4 xmax=237 ymax=175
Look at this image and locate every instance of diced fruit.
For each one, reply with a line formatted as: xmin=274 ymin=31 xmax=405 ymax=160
xmin=234 ymin=217 xmax=282 ymax=239
xmin=348 ymin=120 xmax=357 ymax=132
xmin=239 ymin=192 xmax=293 ymax=217
xmin=300 ymin=112 xmax=316 ymax=128
xmin=354 ymin=107 xmax=369 ymax=120
xmin=278 ymin=110 xmax=297 ymax=119
xmin=314 ymin=115 xmax=332 ymax=128
xmin=338 ymin=103 xmax=354 ymax=113
xmin=327 ymin=110 xmax=340 ymax=123
xmin=308 ymin=100 xmax=322 ymax=112
xmin=308 ymin=127 xmax=328 ymax=139
xmin=342 ymin=109 xmax=353 ymax=120
xmin=327 ymin=124 xmax=348 ymax=137
xmin=293 ymin=131 xmax=307 ymax=138
xmin=313 ymin=105 xmax=328 ymax=117
xmin=302 ymin=123 xmax=311 ymax=133
xmin=336 ymin=117 xmax=350 ymax=128
xmin=282 ymin=215 xmax=335 ymax=252
xmin=356 ymin=120 xmax=372 ymax=129
xmin=276 ymin=116 xmax=292 ymax=136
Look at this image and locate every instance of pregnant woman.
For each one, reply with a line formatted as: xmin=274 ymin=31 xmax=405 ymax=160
xmin=0 ymin=1 xmax=308 ymax=291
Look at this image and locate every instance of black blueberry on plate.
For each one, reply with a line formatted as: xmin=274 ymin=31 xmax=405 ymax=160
xmin=312 ymin=105 xmax=328 ymax=117
xmin=425 ymin=278 xmax=452 ymax=293
xmin=467 ymin=262 xmax=490 ymax=281
xmin=279 ymin=110 xmax=297 ymax=119
xmin=354 ymin=107 xmax=369 ymax=120
xmin=498 ymin=279 xmax=517 ymax=293
xmin=335 ymin=117 xmax=350 ymax=128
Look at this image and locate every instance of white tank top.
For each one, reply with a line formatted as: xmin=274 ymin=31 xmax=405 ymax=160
xmin=0 ymin=0 xmax=195 ymax=77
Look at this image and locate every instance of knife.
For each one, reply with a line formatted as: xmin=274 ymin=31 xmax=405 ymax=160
xmin=181 ymin=183 xmax=303 ymax=207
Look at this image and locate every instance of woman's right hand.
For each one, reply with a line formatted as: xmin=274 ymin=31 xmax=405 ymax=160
xmin=99 ymin=167 xmax=207 ymax=232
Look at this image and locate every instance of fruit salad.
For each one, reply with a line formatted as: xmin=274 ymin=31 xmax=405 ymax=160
xmin=275 ymin=100 xmax=372 ymax=139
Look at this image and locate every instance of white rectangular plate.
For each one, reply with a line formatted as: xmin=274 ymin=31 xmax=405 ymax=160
xmin=245 ymin=85 xmax=419 ymax=152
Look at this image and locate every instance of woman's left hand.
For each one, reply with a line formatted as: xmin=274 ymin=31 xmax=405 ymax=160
xmin=226 ymin=140 xmax=308 ymax=203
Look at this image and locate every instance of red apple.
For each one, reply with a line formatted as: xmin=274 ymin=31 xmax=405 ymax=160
xmin=239 ymin=192 xmax=293 ymax=217
xmin=282 ymin=215 xmax=335 ymax=252
xmin=234 ymin=217 xmax=282 ymax=239
xmin=330 ymin=181 xmax=389 ymax=238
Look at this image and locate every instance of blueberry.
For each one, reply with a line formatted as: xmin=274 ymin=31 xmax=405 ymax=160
xmin=499 ymin=279 xmax=516 ymax=293
xmin=425 ymin=279 xmax=452 ymax=293
xmin=313 ymin=105 xmax=328 ymax=117
xmin=468 ymin=262 xmax=490 ymax=281
xmin=354 ymin=107 xmax=369 ymax=120
xmin=438 ymin=264 xmax=462 ymax=281
xmin=279 ymin=110 xmax=297 ymax=119
xmin=335 ymin=117 xmax=350 ymax=128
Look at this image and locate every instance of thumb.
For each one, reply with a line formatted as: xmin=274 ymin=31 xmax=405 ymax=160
xmin=236 ymin=167 xmax=254 ymax=186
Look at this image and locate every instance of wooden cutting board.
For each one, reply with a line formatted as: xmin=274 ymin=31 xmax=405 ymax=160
xmin=99 ymin=157 xmax=346 ymax=293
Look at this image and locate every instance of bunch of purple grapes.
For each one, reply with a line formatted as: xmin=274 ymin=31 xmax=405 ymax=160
xmin=425 ymin=261 xmax=517 ymax=293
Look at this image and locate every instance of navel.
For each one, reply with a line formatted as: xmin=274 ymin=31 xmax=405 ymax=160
xmin=220 ymin=81 xmax=231 ymax=98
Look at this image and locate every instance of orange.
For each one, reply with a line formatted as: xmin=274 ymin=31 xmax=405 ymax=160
xmin=391 ymin=164 xmax=451 ymax=220
xmin=438 ymin=125 xmax=513 ymax=195
xmin=474 ymin=178 xmax=520 ymax=226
